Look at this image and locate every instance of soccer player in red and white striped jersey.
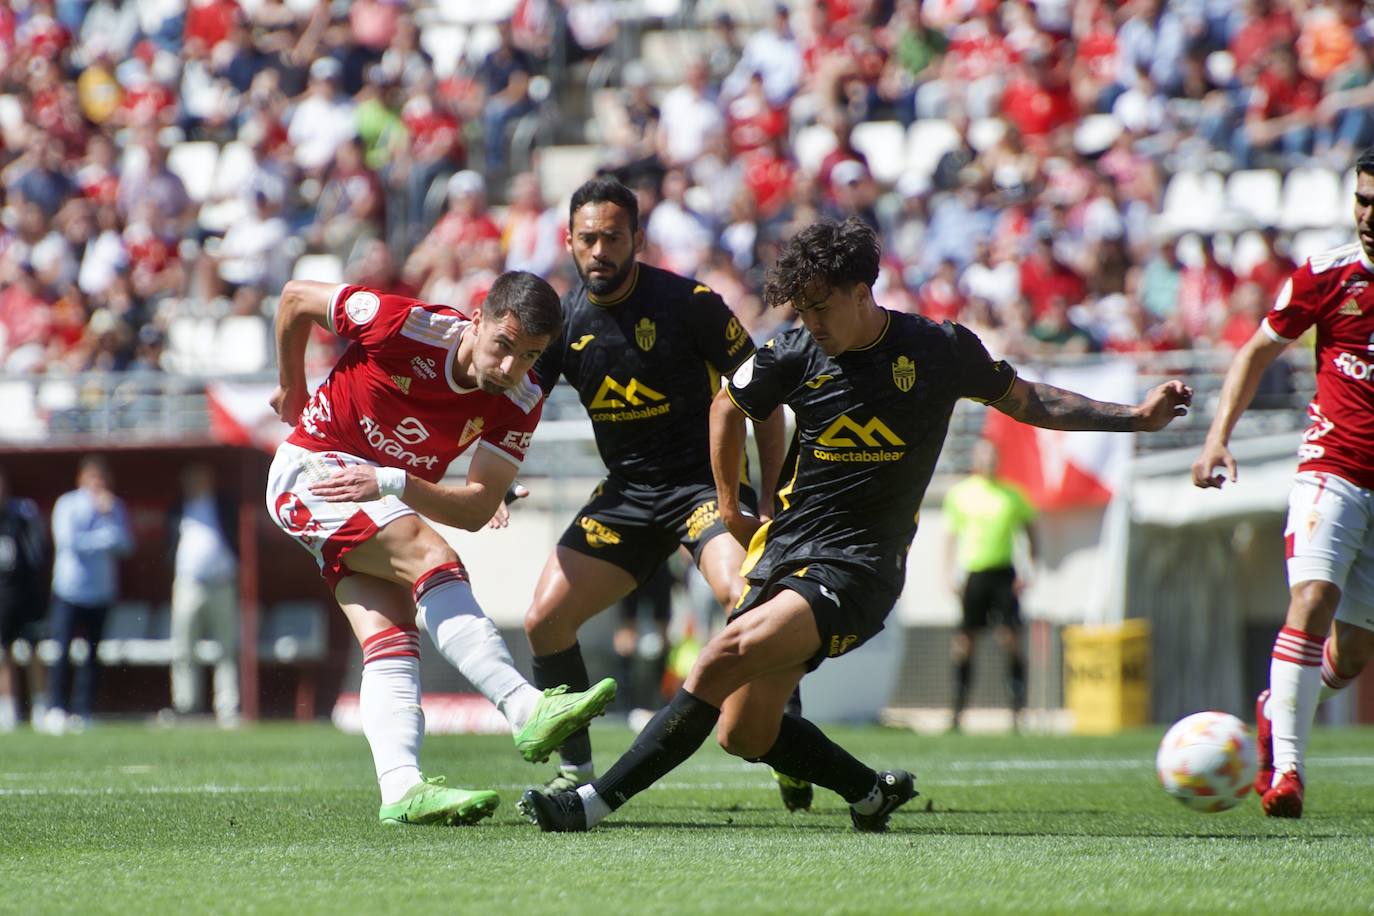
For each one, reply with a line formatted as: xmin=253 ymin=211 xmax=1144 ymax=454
xmin=267 ymin=271 xmax=615 ymax=826
xmin=1192 ymin=146 xmax=1374 ymax=818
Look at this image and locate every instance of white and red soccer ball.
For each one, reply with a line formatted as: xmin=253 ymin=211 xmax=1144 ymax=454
xmin=1156 ymin=711 xmax=1256 ymax=813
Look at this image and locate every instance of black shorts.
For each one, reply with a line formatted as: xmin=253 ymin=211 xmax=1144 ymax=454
xmin=730 ymin=561 xmax=902 ymax=672
xmin=961 ymin=567 xmax=1021 ymax=631
xmin=557 ymin=476 xmax=758 ymax=585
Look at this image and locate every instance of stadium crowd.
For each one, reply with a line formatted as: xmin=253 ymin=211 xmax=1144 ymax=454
xmin=0 ymin=0 xmax=1369 ymax=378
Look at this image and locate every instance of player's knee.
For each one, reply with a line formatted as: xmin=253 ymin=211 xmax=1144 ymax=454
xmin=1288 ymin=581 xmax=1341 ymax=627
xmin=716 ymin=720 xmax=773 ymax=759
xmin=524 ymin=601 xmax=553 ymax=638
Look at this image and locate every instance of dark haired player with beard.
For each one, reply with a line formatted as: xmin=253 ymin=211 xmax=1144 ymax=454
xmin=521 ymin=218 xmax=1192 ymax=832
xmin=523 ymin=177 xmax=789 ymax=799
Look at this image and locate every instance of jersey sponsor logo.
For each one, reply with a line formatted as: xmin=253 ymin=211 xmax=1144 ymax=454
xmin=892 ymin=355 xmax=916 ymax=392
xmin=458 ymin=417 xmax=485 ymax=448
xmin=814 ymin=414 xmax=906 ymax=463
xmin=1342 ymin=275 xmax=1369 ymax=295
xmin=500 ymin=430 xmax=534 ymax=454
xmin=1338 ymin=297 xmax=1363 ymax=316
xmin=344 ymin=291 xmax=381 ymax=325
xmin=358 ymin=415 xmax=439 ymax=470
xmin=725 ymin=316 xmax=748 ymax=356
xmin=411 ymin=356 xmax=438 ymax=380
xmin=570 ymin=334 xmax=596 ymax=351
xmin=827 ymin=634 xmax=859 ymax=657
xmin=390 ymin=374 xmax=412 ymax=394
xmin=635 ymin=317 xmax=656 ymax=351
xmin=804 ymin=374 xmax=835 ymax=389
xmin=589 ymin=376 xmax=670 ymax=421
xmin=579 ymin=516 xmax=622 ymax=547
xmin=1333 ymin=351 xmax=1374 ymax=381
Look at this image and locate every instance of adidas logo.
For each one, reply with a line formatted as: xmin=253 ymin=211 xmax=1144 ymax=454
xmin=1339 ymin=298 xmax=1363 ymax=317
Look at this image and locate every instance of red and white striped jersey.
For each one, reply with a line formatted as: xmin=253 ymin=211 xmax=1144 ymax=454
xmin=1263 ymin=242 xmax=1374 ymax=488
xmin=285 ymin=284 xmax=544 ymax=482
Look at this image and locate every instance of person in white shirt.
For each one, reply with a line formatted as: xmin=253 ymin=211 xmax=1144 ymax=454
xmin=167 ymin=464 xmax=240 ymax=727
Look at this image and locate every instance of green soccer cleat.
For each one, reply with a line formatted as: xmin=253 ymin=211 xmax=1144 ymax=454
xmin=378 ymin=776 xmax=500 ymax=827
xmin=773 ymin=770 xmax=814 ymax=812
xmin=513 ymin=678 xmax=617 ymax=764
xmin=537 ymin=768 xmax=592 ymax=797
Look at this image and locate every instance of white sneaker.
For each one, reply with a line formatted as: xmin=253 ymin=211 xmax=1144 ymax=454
xmin=40 ymin=707 xmax=68 ymax=736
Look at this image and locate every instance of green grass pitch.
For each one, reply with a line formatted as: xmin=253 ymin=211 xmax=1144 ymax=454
xmin=3 ymin=722 xmax=1372 ymax=914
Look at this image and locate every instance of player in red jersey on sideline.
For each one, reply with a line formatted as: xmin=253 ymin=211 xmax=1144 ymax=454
xmin=267 ymin=271 xmax=615 ymax=827
xmin=1192 ymin=146 xmax=1374 ymax=818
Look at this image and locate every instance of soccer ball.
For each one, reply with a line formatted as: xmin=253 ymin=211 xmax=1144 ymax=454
xmin=1155 ymin=711 xmax=1256 ymax=813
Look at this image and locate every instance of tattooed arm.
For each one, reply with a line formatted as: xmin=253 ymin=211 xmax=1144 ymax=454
xmin=990 ymin=378 xmax=1193 ymax=432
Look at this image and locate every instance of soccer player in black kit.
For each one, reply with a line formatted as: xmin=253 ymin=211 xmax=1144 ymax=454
xmin=523 ymin=177 xmax=787 ymax=796
xmin=521 ymin=218 xmax=1193 ymax=832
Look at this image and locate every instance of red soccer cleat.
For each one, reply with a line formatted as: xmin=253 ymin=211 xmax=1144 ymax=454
xmin=1253 ymin=689 xmax=1274 ymax=796
xmin=1261 ymin=768 xmax=1304 ymax=818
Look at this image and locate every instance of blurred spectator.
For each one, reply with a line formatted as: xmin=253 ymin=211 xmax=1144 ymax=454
xmin=116 ymin=134 xmax=192 ymax=234
xmin=879 ymin=0 xmax=947 ymax=125
xmin=598 ymin=60 xmax=659 ymax=166
xmin=1243 ymin=227 xmax=1297 ymax=302
xmin=199 ymin=191 xmax=291 ymax=301
xmin=657 ymin=58 xmax=724 ymax=170
xmin=0 ymin=469 xmax=49 ymax=732
xmin=565 ymin=0 xmax=617 ymax=64
xmin=1236 ymin=44 xmax=1319 ymax=167
xmin=404 ymin=169 xmax=501 ymax=292
xmin=1139 ymin=236 xmax=1183 ymax=320
xmin=389 ymin=81 xmax=464 ymax=249
xmin=647 ymin=169 xmax=713 ymax=277
xmin=1020 ymin=231 xmax=1087 ymax=320
xmin=816 ymin=110 xmax=869 ymax=205
xmin=167 ymin=463 xmax=239 ymax=728
xmin=1029 ymin=294 xmax=1095 ymax=354
xmin=309 ymin=137 xmax=383 ymax=262
xmin=721 ymin=3 xmax=801 ymax=107
xmin=1176 ymin=235 xmax=1236 ymax=343
xmin=43 ymin=456 xmax=132 ymax=735
xmin=1216 ymin=280 xmax=1267 ymax=351
xmin=7 ymin=138 xmax=76 ymax=220
xmin=726 ymin=71 xmax=787 ymax=157
xmin=1111 ymin=0 xmax=1188 ymax=101
xmin=478 ymin=18 xmax=538 ymax=174
xmin=288 ymin=57 xmax=357 ymax=183
xmin=346 ymin=238 xmax=416 ymax=298
xmin=1230 ymin=0 xmax=1296 ymax=81
xmin=917 ymin=258 xmax=966 ymax=324
xmin=501 ymin=172 xmax=561 ymax=278
xmin=705 ymin=12 xmax=745 ymax=88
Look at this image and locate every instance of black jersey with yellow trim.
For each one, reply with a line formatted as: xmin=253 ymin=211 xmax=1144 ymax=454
xmin=534 ymin=262 xmax=755 ymax=484
xmin=726 ymin=311 xmax=1016 ymax=586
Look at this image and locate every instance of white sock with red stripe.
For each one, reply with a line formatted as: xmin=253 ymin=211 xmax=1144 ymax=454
xmin=1268 ymin=626 xmax=1323 ymax=785
xmin=360 ymin=628 xmax=424 ymax=804
xmin=412 ymin=562 xmax=540 ymax=730
xmin=1318 ymin=637 xmax=1357 ymax=702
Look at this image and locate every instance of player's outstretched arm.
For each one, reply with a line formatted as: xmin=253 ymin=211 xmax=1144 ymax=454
xmin=270 ymin=280 xmax=337 ymax=424
xmin=1191 ymin=328 xmax=1289 ymax=489
xmin=710 ymin=388 xmax=762 ymax=547
xmin=991 ymin=377 xmax=1193 ymax=433
xmin=399 ymin=448 xmax=521 ymax=532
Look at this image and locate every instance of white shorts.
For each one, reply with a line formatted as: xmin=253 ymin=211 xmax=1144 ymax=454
xmin=1285 ymin=471 xmax=1374 ymax=631
xmin=266 ymin=442 xmax=415 ymax=590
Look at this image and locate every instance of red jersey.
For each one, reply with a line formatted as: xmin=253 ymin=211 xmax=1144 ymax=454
xmin=285 ymin=285 xmax=544 ymax=482
xmin=1263 ymin=243 xmax=1374 ymax=488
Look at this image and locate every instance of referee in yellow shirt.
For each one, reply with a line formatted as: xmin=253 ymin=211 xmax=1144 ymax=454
xmin=943 ymin=439 xmax=1037 ymax=732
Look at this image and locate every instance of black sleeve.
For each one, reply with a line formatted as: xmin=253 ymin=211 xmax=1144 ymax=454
xmin=686 ymin=284 xmax=755 ymax=375
xmin=725 ymin=337 xmax=805 ymax=421
xmin=949 ymin=322 xmax=1017 ymax=404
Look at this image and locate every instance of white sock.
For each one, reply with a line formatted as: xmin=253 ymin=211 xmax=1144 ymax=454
xmin=1269 ymin=626 xmax=1324 ymax=784
xmin=1319 ymin=636 xmax=1357 ymax=703
xmin=360 ymin=654 xmax=424 ymax=804
xmin=413 ymin=565 xmax=541 ymax=730
xmin=577 ymin=784 xmax=611 ymax=827
xmin=851 ymin=780 xmax=884 ymax=815
xmin=0 ymin=696 xmax=16 ymax=733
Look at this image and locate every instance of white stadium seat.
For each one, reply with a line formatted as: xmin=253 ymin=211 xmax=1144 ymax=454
xmin=166 ymin=141 xmax=219 ymax=203
xmin=1224 ymin=169 xmax=1282 ymax=229
xmin=1160 ymin=170 xmax=1226 ymax=234
xmin=1279 ymin=167 xmax=1344 ymax=231
xmin=536 ymin=145 xmax=604 ymax=206
xmin=966 ymin=117 xmax=1007 ymax=153
xmin=292 ymin=253 xmax=344 ymax=284
xmin=850 ymin=120 xmax=906 ymax=185
xmin=793 ymin=123 xmax=838 ymax=176
xmin=419 ymin=24 xmax=467 ymax=79
xmin=214 ymin=316 xmax=270 ymax=375
xmin=905 ymin=118 xmax=960 ymax=180
xmin=1228 ymin=230 xmax=1268 ymax=277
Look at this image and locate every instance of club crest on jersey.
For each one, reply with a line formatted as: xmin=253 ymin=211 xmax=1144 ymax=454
xmin=458 ymin=416 xmax=485 ymax=447
xmin=1338 ymin=297 xmax=1363 ymax=316
xmin=344 ymin=291 xmax=380 ymax=325
xmin=635 ymin=317 xmax=656 ymax=351
xmin=390 ymin=374 xmax=412 ymax=394
xmin=892 ymin=355 xmax=916 ymax=392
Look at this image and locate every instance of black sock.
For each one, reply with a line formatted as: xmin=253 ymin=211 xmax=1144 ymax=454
xmin=1008 ymin=653 xmax=1026 ymax=713
xmin=751 ymin=713 xmax=877 ymax=804
xmin=531 ymin=643 xmax=592 ymax=767
xmin=953 ymin=659 xmax=972 ymax=719
xmin=594 ymin=688 xmax=719 ymax=810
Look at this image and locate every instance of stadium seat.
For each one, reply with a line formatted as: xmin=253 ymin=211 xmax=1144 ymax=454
xmin=639 ymin=29 xmax=712 ymax=86
xmin=850 ymin=120 xmax=906 ymax=185
xmin=167 ymin=141 xmax=219 ymax=203
xmin=166 ymin=315 xmax=219 ymax=374
xmin=905 ymin=119 xmax=960 ymax=179
xmin=1160 ymin=170 xmax=1226 ymax=234
xmin=1292 ymin=228 xmax=1354 ymax=263
xmin=213 ymin=316 xmax=270 ymax=375
xmin=291 ymin=253 xmax=344 ymax=284
xmin=0 ymin=380 xmax=43 ymax=440
xmin=1228 ymin=230 xmax=1268 ymax=277
xmin=259 ymin=602 xmax=328 ymax=663
xmin=465 ymin=23 xmax=502 ymax=65
xmin=537 ymin=145 xmax=604 ymax=206
xmin=434 ymin=0 xmax=515 ymax=24
xmin=1279 ymin=167 xmax=1344 ymax=231
xmin=1073 ymin=113 xmax=1122 ymax=156
xmin=418 ymin=23 xmax=467 ymax=79
xmin=1224 ymin=170 xmax=1282 ymax=229
xmin=793 ymin=123 xmax=838 ymax=176
xmin=966 ymin=117 xmax=1007 ymax=153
